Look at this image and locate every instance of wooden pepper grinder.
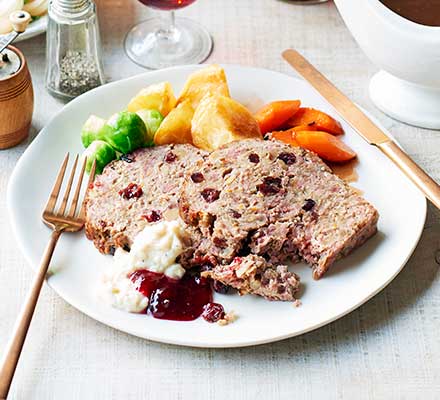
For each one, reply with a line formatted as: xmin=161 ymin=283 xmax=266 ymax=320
xmin=0 ymin=11 xmax=34 ymax=149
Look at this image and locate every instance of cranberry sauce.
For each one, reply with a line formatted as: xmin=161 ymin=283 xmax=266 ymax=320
xmin=129 ymin=270 xmax=213 ymax=321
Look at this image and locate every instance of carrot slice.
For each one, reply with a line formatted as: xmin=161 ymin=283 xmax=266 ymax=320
xmin=270 ymin=129 xmax=300 ymax=147
xmin=295 ymin=131 xmax=356 ymax=162
xmin=286 ymin=107 xmax=343 ymax=135
xmin=254 ymin=100 xmax=301 ymax=134
xmin=290 ymin=124 xmax=318 ymax=132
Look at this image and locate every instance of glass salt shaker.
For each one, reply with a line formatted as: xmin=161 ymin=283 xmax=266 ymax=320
xmin=45 ymin=0 xmax=105 ymax=100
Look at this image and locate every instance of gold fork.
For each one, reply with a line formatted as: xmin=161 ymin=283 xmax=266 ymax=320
xmin=0 ymin=154 xmax=96 ymax=399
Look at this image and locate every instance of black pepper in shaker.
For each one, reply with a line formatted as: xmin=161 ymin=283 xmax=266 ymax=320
xmin=45 ymin=0 xmax=105 ymax=100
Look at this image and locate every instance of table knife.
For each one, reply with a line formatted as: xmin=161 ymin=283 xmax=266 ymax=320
xmin=282 ymin=48 xmax=440 ymax=210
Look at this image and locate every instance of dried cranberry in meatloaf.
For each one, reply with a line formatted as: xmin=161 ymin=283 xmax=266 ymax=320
xmin=179 ymin=138 xmax=379 ymax=279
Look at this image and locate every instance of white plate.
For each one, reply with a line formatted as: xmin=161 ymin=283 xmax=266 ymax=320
xmin=7 ymin=65 xmax=426 ymax=348
xmin=0 ymin=14 xmax=47 ymax=42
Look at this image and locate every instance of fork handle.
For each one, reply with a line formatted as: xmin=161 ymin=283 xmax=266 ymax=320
xmin=0 ymin=230 xmax=62 ymax=399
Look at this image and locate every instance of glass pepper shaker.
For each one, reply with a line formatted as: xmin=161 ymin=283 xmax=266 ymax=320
xmin=45 ymin=0 xmax=105 ymax=100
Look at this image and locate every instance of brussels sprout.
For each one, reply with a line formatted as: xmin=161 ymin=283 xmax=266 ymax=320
xmin=103 ymin=111 xmax=146 ymax=154
xmin=83 ymin=140 xmax=117 ymax=174
xmin=81 ymin=115 xmax=109 ymax=148
xmin=136 ymin=109 xmax=164 ymax=145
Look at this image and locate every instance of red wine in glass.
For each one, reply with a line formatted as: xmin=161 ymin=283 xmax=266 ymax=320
xmin=138 ymin=0 xmax=197 ymax=10
xmin=125 ymin=0 xmax=212 ymax=69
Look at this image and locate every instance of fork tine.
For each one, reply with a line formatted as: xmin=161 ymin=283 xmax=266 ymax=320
xmin=67 ymin=155 xmax=87 ymax=218
xmin=78 ymin=159 xmax=96 ymax=221
xmin=44 ymin=153 xmax=69 ymax=214
xmin=58 ymin=154 xmax=78 ymax=216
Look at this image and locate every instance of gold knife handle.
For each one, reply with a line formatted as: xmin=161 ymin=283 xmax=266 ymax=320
xmin=378 ymin=141 xmax=440 ymax=209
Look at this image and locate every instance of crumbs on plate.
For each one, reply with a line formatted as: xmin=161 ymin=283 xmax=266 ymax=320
xmin=218 ymin=311 xmax=238 ymax=326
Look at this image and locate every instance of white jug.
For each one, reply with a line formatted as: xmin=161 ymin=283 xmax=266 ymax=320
xmin=334 ymin=0 xmax=440 ymax=129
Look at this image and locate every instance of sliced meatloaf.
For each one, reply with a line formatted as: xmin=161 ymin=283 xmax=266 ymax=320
xmin=179 ymin=138 xmax=379 ymax=279
xmin=85 ymin=144 xmax=207 ymax=255
xmin=202 ymin=254 xmax=300 ymax=301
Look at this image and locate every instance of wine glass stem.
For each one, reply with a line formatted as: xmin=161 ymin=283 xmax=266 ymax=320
xmin=156 ymin=10 xmax=180 ymax=42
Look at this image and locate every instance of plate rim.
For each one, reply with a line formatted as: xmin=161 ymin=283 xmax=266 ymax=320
xmin=7 ymin=64 xmax=427 ymax=348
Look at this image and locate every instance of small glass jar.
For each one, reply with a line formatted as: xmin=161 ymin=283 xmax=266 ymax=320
xmin=45 ymin=0 xmax=105 ymax=100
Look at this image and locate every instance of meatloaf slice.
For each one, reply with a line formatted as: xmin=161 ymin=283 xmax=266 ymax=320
xmin=179 ymin=138 xmax=379 ymax=279
xmin=85 ymin=144 xmax=207 ymax=255
xmin=202 ymin=254 xmax=300 ymax=301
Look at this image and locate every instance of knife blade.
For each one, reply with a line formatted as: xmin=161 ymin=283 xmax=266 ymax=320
xmin=0 ymin=32 xmax=18 ymax=55
xmin=282 ymin=48 xmax=440 ymax=210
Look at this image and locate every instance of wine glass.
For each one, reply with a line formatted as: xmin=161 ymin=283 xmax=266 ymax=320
xmin=124 ymin=0 xmax=213 ymax=69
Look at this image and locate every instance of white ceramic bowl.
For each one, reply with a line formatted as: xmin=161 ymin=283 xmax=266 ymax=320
xmin=334 ymin=0 xmax=440 ymax=129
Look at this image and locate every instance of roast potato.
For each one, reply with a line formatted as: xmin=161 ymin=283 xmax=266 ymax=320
xmin=177 ymin=65 xmax=230 ymax=109
xmin=127 ymin=82 xmax=176 ymax=117
xmin=191 ymin=95 xmax=262 ymax=151
xmin=154 ymin=100 xmax=194 ymax=145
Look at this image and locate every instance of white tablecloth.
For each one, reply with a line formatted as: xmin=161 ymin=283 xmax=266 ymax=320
xmin=1 ymin=1 xmax=439 ymax=398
